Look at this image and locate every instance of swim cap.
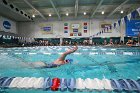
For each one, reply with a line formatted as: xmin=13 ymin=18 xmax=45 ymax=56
xmin=65 ymin=59 xmax=73 ymax=63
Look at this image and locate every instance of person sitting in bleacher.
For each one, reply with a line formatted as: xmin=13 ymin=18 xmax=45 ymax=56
xmin=103 ymin=39 xmax=107 ymax=45
xmin=109 ymin=39 xmax=114 ymax=45
xmin=114 ymin=40 xmax=118 ymax=45
xmin=126 ymin=39 xmax=133 ymax=46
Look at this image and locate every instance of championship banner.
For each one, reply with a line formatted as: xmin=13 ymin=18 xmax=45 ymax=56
xmin=70 ymin=23 xmax=82 ymax=36
xmin=39 ymin=23 xmax=53 ymax=34
xmin=126 ymin=20 xmax=140 ymax=36
xmin=100 ymin=22 xmax=112 ymax=33
xmin=64 ymin=23 xmax=68 ymax=33
xmin=83 ymin=22 xmax=88 ymax=33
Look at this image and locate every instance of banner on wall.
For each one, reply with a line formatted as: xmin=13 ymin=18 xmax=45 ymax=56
xmin=83 ymin=22 xmax=88 ymax=33
xmin=71 ymin=24 xmax=80 ymax=29
xmin=39 ymin=23 xmax=53 ymax=34
xmin=64 ymin=23 xmax=68 ymax=33
xmin=70 ymin=23 xmax=82 ymax=36
xmin=100 ymin=22 xmax=112 ymax=33
xmin=78 ymin=32 xmax=82 ymax=36
xmin=126 ymin=20 xmax=140 ymax=36
xmin=0 ymin=16 xmax=17 ymax=33
xmin=70 ymin=33 xmax=73 ymax=36
xmin=3 ymin=21 xmax=11 ymax=30
xmin=73 ymin=29 xmax=78 ymax=32
xmin=63 ymin=21 xmax=89 ymax=37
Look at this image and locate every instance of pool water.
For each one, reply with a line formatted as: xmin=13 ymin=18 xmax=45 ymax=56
xmin=0 ymin=46 xmax=140 ymax=93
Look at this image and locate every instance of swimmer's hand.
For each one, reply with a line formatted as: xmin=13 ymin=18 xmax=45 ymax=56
xmin=67 ymin=46 xmax=78 ymax=53
xmin=73 ymin=45 xmax=78 ymax=51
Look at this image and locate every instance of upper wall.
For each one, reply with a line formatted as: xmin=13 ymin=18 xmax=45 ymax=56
xmin=17 ymin=19 xmax=123 ymax=38
xmin=0 ymin=16 xmax=17 ymax=34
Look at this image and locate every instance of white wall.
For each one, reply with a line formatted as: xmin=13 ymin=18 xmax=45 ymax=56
xmin=17 ymin=19 xmax=123 ymax=38
xmin=0 ymin=16 xmax=17 ymax=34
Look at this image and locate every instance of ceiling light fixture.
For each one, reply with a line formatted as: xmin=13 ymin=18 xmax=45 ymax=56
xmin=49 ymin=14 xmax=52 ymax=17
xmin=101 ymin=11 xmax=104 ymax=15
xmin=84 ymin=12 xmax=86 ymax=15
xmin=66 ymin=13 xmax=69 ymax=16
xmin=120 ymin=10 xmax=124 ymax=14
xmin=32 ymin=14 xmax=35 ymax=18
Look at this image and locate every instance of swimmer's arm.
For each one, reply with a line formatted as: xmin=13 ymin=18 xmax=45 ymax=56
xmin=58 ymin=46 xmax=78 ymax=61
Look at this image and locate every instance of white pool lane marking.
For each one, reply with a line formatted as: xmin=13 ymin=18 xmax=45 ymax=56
xmin=101 ymin=49 xmax=106 ymax=51
xmin=110 ymin=49 xmax=116 ymax=51
xmin=23 ymin=50 xmax=28 ymax=51
xmin=91 ymin=49 xmax=97 ymax=50
xmin=43 ymin=53 xmax=51 ymax=55
xmin=89 ymin=52 xmax=98 ymax=55
xmin=82 ymin=49 xmax=88 ymax=51
xmin=28 ymin=53 xmax=37 ymax=55
xmin=14 ymin=53 xmax=22 ymax=55
xmin=106 ymin=52 xmax=115 ymax=55
xmin=58 ymin=52 xmax=63 ymax=55
xmin=73 ymin=53 xmax=81 ymax=55
xmin=123 ymin=52 xmax=133 ymax=55
xmin=7 ymin=50 xmax=12 ymax=51
xmin=0 ymin=51 xmax=137 ymax=56
xmin=1 ymin=53 xmax=8 ymax=55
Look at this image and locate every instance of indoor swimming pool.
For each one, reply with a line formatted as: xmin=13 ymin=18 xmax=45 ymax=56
xmin=0 ymin=46 xmax=140 ymax=93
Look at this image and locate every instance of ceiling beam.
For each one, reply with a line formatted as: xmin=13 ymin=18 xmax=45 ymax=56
xmin=90 ymin=0 xmax=104 ymax=18
xmin=23 ymin=0 xmax=46 ymax=20
xmin=75 ymin=0 xmax=79 ymax=17
xmin=21 ymin=4 xmax=140 ymax=11
xmin=49 ymin=0 xmax=61 ymax=20
xmin=107 ymin=0 xmax=129 ymax=17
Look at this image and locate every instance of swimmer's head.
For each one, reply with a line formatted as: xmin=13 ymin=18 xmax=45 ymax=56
xmin=65 ymin=59 xmax=73 ymax=64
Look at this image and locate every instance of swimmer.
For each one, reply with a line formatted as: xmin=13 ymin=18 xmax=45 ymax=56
xmin=0 ymin=45 xmax=78 ymax=69
xmin=27 ymin=45 xmax=78 ymax=68
xmin=126 ymin=39 xmax=133 ymax=46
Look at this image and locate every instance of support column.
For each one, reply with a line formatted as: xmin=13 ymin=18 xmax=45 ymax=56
xmin=60 ymin=37 xmax=63 ymax=46
xmin=120 ymin=23 xmax=125 ymax=42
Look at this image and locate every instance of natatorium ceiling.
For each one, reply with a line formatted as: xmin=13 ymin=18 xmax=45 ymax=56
xmin=0 ymin=0 xmax=140 ymax=21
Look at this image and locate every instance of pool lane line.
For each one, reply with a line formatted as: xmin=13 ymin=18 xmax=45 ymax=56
xmin=71 ymin=60 xmax=140 ymax=67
